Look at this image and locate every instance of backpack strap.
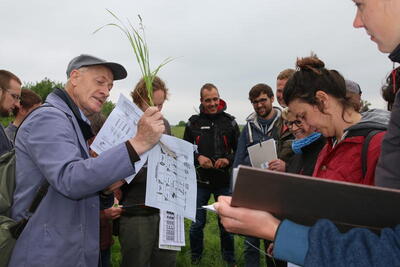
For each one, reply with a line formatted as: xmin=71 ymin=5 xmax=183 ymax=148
xmin=361 ymin=129 xmax=383 ymax=178
xmin=14 ymin=103 xmax=52 ymax=141
xmin=9 ymin=104 xmax=53 ymax=239
xmin=17 ymin=103 xmax=53 ymax=207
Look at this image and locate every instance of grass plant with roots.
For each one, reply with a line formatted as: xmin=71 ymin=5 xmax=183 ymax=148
xmin=94 ymin=9 xmax=173 ymax=107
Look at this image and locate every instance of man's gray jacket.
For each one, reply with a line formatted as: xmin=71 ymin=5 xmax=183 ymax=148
xmin=9 ymin=92 xmax=136 ymax=267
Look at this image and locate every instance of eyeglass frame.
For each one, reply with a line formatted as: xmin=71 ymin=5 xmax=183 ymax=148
xmin=250 ymin=98 xmax=269 ymax=105
xmin=0 ymin=87 xmax=21 ymax=101
xmin=284 ymin=119 xmax=303 ymax=129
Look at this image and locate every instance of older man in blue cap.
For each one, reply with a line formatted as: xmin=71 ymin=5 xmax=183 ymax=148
xmin=9 ymin=54 xmax=165 ymax=267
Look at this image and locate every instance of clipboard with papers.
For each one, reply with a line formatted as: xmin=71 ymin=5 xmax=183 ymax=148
xmin=231 ymin=165 xmax=400 ymax=231
xmin=247 ymin=139 xmax=277 ymax=168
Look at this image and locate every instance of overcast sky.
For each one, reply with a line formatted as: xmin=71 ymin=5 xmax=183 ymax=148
xmin=1 ymin=0 xmax=393 ymax=124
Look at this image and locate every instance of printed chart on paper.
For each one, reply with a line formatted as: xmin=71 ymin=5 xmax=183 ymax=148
xmin=146 ymin=134 xmax=197 ymax=221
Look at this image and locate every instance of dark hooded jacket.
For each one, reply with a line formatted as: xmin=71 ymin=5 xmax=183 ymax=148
xmin=183 ymin=99 xmax=240 ymax=189
xmin=233 ymin=107 xmax=294 ymax=169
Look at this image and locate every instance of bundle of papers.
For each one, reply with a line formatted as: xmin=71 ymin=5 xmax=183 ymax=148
xmin=91 ymin=94 xmax=198 ymax=250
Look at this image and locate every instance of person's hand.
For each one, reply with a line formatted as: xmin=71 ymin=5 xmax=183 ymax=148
xmin=268 ymin=159 xmax=286 ymax=172
xmin=130 ymin=107 xmax=165 ymax=155
xmin=214 ymin=158 xmax=229 ymax=168
xmin=114 ymin=188 xmax=122 ymax=202
xmin=103 ymin=206 xmax=123 ymax=220
xmin=214 ymin=196 xmax=281 ymax=241
xmin=198 ymin=155 xmax=213 ymax=168
xmin=103 ymin=180 xmax=126 ymax=195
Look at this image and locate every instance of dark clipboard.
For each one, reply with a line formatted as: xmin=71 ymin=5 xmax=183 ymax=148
xmin=231 ymin=165 xmax=400 ymax=231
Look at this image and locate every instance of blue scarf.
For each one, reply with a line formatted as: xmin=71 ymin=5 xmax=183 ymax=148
xmin=292 ymin=132 xmax=322 ymax=154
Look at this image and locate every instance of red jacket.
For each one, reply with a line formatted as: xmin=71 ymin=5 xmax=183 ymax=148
xmin=313 ymin=132 xmax=385 ymax=185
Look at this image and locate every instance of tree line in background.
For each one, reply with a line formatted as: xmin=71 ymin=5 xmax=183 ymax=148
xmin=0 ymin=78 xmax=372 ymax=127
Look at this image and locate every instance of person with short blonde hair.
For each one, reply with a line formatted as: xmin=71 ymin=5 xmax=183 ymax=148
xmin=276 ymin=69 xmax=295 ymax=108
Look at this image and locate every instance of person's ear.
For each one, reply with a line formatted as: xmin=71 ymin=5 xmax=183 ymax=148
xmin=315 ymin=90 xmax=329 ymax=109
xmin=270 ymin=96 xmax=275 ymax=103
xmin=69 ymin=69 xmax=80 ymax=87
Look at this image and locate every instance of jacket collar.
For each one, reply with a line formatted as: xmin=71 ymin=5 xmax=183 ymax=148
xmin=199 ymin=98 xmax=227 ymax=117
xmin=246 ymin=107 xmax=281 ymax=133
xmin=389 ymin=44 xmax=400 ymax=63
xmin=45 ymin=90 xmax=90 ymax=156
xmin=52 ymin=88 xmax=94 ymax=141
xmin=46 ymin=90 xmax=75 ymax=117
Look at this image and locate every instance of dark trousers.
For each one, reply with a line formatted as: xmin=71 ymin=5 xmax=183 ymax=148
xmin=189 ymin=186 xmax=235 ymax=263
xmin=119 ymin=213 xmax=177 ymax=267
xmin=245 ymin=236 xmax=287 ymax=267
xmin=99 ymin=249 xmax=111 ymax=267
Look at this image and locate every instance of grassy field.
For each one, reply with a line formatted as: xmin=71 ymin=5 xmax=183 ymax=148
xmin=111 ymin=202 xmax=268 ymax=266
xmin=171 ymin=125 xmax=186 ymax=138
xmin=110 ymin=126 xmax=268 ymax=266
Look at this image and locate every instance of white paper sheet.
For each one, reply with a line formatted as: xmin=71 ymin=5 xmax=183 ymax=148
xmin=202 ymin=204 xmax=217 ymax=214
xmin=158 ymin=210 xmax=185 ymax=250
xmin=91 ymin=94 xmax=142 ymax=153
xmin=146 ymin=135 xmax=197 ymax=221
xmin=90 ymin=94 xmax=148 ymax=183
xmin=158 ymin=244 xmax=181 ymax=251
xmin=232 ymin=167 xmax=239 ymax=191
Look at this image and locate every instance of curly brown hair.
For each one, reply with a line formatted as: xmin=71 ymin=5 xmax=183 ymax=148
xmin=131 ymin=76 xmax=168 ymax=107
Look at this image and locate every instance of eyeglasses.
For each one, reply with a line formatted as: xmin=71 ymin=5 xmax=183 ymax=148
xmin=6 ymin=89 xmax=21 ymax=101
xmin=251 ymin=98 xmax=268 ymax=105
xmin=284 ymin=119 xmax=303 ymax=129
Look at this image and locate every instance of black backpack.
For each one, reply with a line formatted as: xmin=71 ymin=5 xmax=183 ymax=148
xmin=346 ymin=126 xmax=387 ymax=178
xmin=361 ymin=129 xmax=385 ymax=178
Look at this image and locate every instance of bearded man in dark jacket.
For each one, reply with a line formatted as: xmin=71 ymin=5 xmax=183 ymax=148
xmin=183 ymin=83 xmax=240 ymax=266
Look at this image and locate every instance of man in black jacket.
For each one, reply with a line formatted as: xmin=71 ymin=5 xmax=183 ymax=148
xmin=183 ymin=83 xmax=240 ymax=266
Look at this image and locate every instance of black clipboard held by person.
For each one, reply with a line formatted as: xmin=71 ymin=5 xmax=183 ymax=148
xmin=231 ymin=165 xmax=400 ymax=232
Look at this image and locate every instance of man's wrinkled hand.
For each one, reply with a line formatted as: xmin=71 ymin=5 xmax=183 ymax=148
xmin=130 ymin=107 xmax=165 ymax=155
